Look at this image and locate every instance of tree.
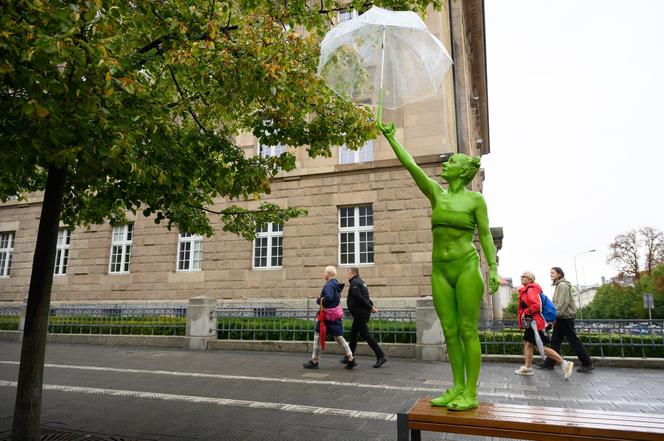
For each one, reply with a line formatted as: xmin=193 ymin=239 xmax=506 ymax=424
xmin=582 ymin=264 xmax=664 ymax=319
xmin=607 ymin=227 xmax=664 ymax=281
xmin=502 ymin=290 xmax=519 ymax=319
xmin=0 ymin=1 xmax=439 ymax=438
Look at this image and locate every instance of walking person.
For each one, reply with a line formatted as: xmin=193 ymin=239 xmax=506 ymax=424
xmin=303 ymin=266 xmax=358 ymax=369
xmin=343 ymin=267 xmax=387 ymax=368
xmin=515 ymin=271 xmax=574 ymax=380
xmin=536 ymin=267 xmax=594 ymax=372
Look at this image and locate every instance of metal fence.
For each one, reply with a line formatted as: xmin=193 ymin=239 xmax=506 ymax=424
xmin=0 ymin=306 xmax=21 ymax=331
xmin=479 ymin=319 xmax=664 ymax=358
xmin=3 ymin=305 xmax=664 ymax=358
xmin=215 ymin=307 xmax=416 ymax=344
xmin=46 ymin=304 xmax=187 ymax=336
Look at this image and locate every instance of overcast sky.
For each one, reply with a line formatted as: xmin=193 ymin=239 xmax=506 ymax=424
xmin=481 ymin=0 xmax=664 ymax=290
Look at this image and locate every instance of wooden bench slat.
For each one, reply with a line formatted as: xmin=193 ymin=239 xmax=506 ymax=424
xmin=435 ymin=406 xmax=664 ymax=429
xmin=474 ymin=402 xmax=664 ymax=422
xmin=409 ymin=421 xmax=638 ymax=441
xmin=405 ymin=398 xmax=664 ymax=441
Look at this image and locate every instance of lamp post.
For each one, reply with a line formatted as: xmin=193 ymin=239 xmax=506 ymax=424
xmin=574 ymin=249 xmax=596 ymax=320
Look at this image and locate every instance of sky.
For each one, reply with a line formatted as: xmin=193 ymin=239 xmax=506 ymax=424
xmin=481 ymin=0 xmax=664 ymax=290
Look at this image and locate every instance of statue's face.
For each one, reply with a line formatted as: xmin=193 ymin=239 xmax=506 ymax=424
xmin=441 ymin=154 xmax=466 ymax=181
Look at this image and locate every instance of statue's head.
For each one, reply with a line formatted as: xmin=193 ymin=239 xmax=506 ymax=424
xmin=441 ymin=153 xmax=481 ymax=185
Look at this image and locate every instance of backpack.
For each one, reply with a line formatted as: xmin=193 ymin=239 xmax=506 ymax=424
xmin=539 ymin=292 xmax=557 ymax=323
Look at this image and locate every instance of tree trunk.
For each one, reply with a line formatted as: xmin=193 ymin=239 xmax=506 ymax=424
xmin=12 ymin=165 xmax=68 ymax=441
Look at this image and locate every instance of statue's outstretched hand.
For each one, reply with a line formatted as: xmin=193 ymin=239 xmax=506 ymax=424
xmin=488 ymin=269 xmax=500 ymax=294
xmin=377 ymin=120 xmax=396 ymax=138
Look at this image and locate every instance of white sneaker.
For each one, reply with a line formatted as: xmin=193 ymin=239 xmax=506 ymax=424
xmin=514 ymin=365 xmax=534 ymax=376
xmin=562 ymin=361 xmax=574 ymax=380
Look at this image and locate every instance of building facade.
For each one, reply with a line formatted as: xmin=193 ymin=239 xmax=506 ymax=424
xmin=0 ymin=1 xmax=499 ymax=311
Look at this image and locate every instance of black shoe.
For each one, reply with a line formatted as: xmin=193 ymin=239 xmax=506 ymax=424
xmin=340 ymin=356 xmax=350 ymax=365
xmin=577 ymin=364 xmax=595 ymax=373
xmin=535 ymin=361 xmax=554 ymax=370
xmin=373 ymin=356 xmax=388 ymax=368
xmin=303 ymin=360 xmax=319 ymax=369
xmin=344 ymin=358 xmax=358 ymax=369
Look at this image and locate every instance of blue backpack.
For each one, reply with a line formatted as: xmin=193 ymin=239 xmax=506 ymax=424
xmin=539 ymin=292 xmax=557 ymax=323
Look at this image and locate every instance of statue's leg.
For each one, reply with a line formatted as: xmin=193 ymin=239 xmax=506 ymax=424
xmin=430 ymin=263 xmax=464 ymax=407
xmin=447 ymin=257 xmax=484 ymax=411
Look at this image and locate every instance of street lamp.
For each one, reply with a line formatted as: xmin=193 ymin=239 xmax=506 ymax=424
xmin=574 ymin=249 xmax=596 ymax=320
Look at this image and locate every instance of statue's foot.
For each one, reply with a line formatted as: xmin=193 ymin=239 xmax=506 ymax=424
xmin=447 ymin=392 xmax=478 ymax=411
xmin=430 ymin=385 xmax=464 ymax=407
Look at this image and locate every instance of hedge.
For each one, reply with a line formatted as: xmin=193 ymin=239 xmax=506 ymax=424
xmin=479 ymin=330 xmax=664 ymax=358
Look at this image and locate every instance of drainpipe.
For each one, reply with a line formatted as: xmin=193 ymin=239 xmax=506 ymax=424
xmin=448 ymin=0 xmax=463 ymax=154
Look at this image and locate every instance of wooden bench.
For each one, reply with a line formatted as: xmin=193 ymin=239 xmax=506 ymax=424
xmin=397 ymin=398 xmax=664 ymax=441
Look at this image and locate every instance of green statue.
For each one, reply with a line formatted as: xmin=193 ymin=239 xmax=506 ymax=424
xmin=378 ymin=112 xmax=499 ymax=411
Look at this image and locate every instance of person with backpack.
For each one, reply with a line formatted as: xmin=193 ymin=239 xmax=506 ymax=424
xmin=515 ymin=271 xmax=574 ymax=379
xmin=536 ymin=267 xmax=594 ymax=372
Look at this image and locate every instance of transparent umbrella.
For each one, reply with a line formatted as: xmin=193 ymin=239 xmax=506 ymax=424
xmin=318 ymin=6 xmax=453 ymax=110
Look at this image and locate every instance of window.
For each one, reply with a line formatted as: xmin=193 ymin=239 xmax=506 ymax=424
xmin=0 ymin=232 xmax=14 ymax=277
xmin=339 ymin=140 xmax=374 ymax=164
xmin=177 ymin=233 xmax=203 ymax=271
xmin=338 ymin=9 xmax=358 ymax=22
xmin=54 ymin=229 xmax=71 ymax=275
xmin=253 ymin=222 xmax=283 ymax=269
xmin=109 ymin=224 xmax=133 ymax=274
xmin=339 ymin=206 xmax=374 ymax=265
xmin=258 ymin=142 xmax=287 ymax=158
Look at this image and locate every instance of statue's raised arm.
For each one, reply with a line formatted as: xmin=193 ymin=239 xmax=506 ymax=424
xmin=377 ymin=119 xmax=440 ymax=203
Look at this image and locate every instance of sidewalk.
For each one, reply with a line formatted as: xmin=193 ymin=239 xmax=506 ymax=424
xmin=1 ymin=341 xmax=663 ymax=440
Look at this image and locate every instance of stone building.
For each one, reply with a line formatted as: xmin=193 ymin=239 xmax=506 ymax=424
xmin=0 ymin=0 xmax=500 ymax=312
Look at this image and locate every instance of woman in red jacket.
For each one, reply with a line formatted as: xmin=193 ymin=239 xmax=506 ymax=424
xmin=516 ymin=271 xmax=574 ymax=379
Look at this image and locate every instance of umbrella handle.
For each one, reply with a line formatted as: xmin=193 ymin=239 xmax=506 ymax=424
xmin=377 ymin=25 xmax=386 ymax=126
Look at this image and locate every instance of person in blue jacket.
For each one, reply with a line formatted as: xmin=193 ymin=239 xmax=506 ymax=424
xmin=303 ymin=266 xmax=357 ymax=369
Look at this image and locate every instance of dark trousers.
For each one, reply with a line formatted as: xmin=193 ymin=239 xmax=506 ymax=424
xmin=348 ymin=309 xmax=384 ymax=358
xmin=544 ymin=317 xmax=592 ymax=367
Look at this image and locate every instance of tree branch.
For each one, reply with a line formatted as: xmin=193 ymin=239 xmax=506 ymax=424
xmin=168 ymin=66 xmax=210 ymax=134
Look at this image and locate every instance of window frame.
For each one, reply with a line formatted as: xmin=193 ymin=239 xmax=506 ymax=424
xmin=339 ymin=140 xmax=374 ymax=164
xmin=338 ymin=205 xmax=374 ymax=266
xmin=252 ymin=222 xmax=284 ymax=270
xmin=0 ymin=231 xmax=15 ymax=277
xmin=257 ymin=142 xmax=287 ymax=158
xmin=53 ymin=228 xmax=71 ymax=276
xmin=338 ymin=9 xmax=358 ymax=22
xmin=108 ymin=223 xmax=133 ymax=274
xmin=177 ymin=232 xmax=203 ymax=272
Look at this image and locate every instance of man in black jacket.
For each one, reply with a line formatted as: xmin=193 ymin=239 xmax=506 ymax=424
xmin=343 ymin=267 xmax=387 ymax=368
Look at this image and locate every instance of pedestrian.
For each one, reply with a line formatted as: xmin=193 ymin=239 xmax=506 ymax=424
xmin=303 ymin=266 xmax=357 ymax=370
xmin=536 ymin=267 xmax=594 ymax=372
xmin=515 ymin=271 xmax=574 ymax=380
xmin=343 ymin=267 xmax=387 ymax=368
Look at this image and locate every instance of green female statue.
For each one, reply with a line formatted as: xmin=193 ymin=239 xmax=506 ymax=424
xmin=378 ymin=116 xmax=499 ymax=411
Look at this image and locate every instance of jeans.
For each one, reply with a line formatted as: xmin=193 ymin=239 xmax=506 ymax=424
xmin=543 ymin=317 xmax=592 ymax=367
xmin=348 ymin=309 xmax=385 ymax=358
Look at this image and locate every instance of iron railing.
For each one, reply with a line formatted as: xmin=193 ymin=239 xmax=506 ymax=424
xmin=2 ymin=305 xmax=663 ymax=358
xmin=215 ymin=307 xmax=416 ymax=344
xmin=0 ymin=306 xmax=21 ymax=331
xmin=479 ymin=319 xmax=664 ymax=358
xmin=46 ymin=304 xmax=187 ymax=336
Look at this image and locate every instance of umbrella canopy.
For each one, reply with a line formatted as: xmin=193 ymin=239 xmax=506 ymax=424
xmin=318 ymin=6 xmax=453 ymax=109
xmin=529 ymin=320 xmax=546 ymax=360
xmin=316 ymin=305 xmax=327 ymax=351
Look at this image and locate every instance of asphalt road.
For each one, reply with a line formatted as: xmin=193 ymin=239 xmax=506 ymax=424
xmin=1 ymin=341 xmax=663 ymax=440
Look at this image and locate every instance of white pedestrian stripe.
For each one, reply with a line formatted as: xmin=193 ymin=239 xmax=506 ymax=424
xmin=0 ymin=360 xmax=440 ymax=393
xmin=0 ymin=380 xmax=397 ymax=421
